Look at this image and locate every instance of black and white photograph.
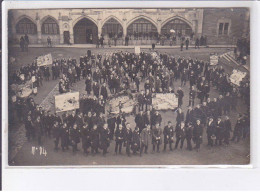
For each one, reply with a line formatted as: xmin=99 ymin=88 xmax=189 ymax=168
xmin=6 ymin=5 xmax=250 ymax=166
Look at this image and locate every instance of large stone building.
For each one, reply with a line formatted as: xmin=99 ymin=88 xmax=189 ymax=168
xmin=8 ymin=8 xmax=249 ymax=46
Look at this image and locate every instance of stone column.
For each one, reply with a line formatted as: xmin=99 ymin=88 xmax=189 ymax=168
xmin=59 ymin=22 xmax=64 ymax=44
xmin=157 ymin=21 xmax=161 ymax=35
xmin=36 ymin=14 xmax=42 ymax=44
xmin=196 ymin=9 xmax=204 ymax=36
xmin=68 ymin=19 xmax=74 ymax=44
xmin=59 ymin=13 xmax=63 ymax=44
xmin=192 ymin=20 xmax=198 ymax=34
xmin=97 ymin=20 xmax=102 ymax=37
xmin=123 ymin=20 xmax=127 ymax=37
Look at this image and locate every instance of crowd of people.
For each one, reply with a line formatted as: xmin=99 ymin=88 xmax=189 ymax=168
xmin=96 ymin=31 xmax=207 ymax=48
xmin=9 ymin=50 xmax=250 ymax=157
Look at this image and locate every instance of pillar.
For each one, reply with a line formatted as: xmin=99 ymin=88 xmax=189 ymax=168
xmin=97 ymin=20 xmax=102 ymax=37
xmin=157 ymin=21 xmax=161 ymax=35
xmin=59 ymin=20 xmax=64 ymax=44
xmin=196 ymin=9 xmax=204 ymax=36
xmin=36 ymin=18 xmax=42 ymax=44
xmin=123 ymin=20 xmax=127 ymax=37
xmin=69 ymin=20 xmax=74 ymax=44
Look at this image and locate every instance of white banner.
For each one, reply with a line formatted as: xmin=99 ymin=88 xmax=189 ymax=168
xmin=11 ymin=80 xmax=33 ymax=98
xmin=135 ymin=46 xmax=141 ymax=54
xmin=31 ymin=76 xmax=36 ymax=83
xmin=37 ymin=53 xmax=53 ymax=66
xmin=55 ymin=92 xmax=80 ymax=113
xmin=108 ymin=95 xmax=136 ymax=114
xmin=229 ymin=69 xmax=247 ymax=86
xmin=210 ymin=54 xmax=219 ymax=66
xmin=152 ymin=93 xmax=178 ymax=110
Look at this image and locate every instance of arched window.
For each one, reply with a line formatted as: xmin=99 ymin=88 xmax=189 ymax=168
xmin=102 ymin=18 xmax=123 ymax=38
xmin=161 ymin=18 xmax=192 ymax=37
xmin=41 ymin=17 xmax=59 ymax=35
xmin=16 ymin=18 xmax=37 ymax=34
xmin=127 ymin=18 xmax=157 ymax=36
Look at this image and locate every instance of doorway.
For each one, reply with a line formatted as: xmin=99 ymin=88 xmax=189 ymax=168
xmin=73 ymin=18 xmax=98 ymax=44
xmin=63 ymin=31 xmax=70 ymax=44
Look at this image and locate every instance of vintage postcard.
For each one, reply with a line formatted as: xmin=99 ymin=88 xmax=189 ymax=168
xmin=4 ymin=3 xmax=250 ymax=167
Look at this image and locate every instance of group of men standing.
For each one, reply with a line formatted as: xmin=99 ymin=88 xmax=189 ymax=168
xmin=10 ymin=49 xmax=250 ymax=158
xmin=19 ymin=34 xmax=29 ymax=52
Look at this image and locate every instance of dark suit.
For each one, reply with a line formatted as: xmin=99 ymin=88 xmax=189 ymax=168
xmin=206 ymin=121 xmax=215 ymax=147
xmin=175 ymin=124 xmax=186 ymax=149
xmin=163 ymin=126 xmax=174 ymax=151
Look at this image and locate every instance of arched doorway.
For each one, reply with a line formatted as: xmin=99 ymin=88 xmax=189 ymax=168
xmin=127 ymin=18 xmax=157 ymax=40
xmin=161 ymin=18 xmax=192 ymax=37
xmin=102 ymin=17 xmax=123 ymax=38
xmin=73 ymin=18 xmax=98 ymax=44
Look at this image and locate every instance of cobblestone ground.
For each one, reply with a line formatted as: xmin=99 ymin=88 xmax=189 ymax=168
xmin=8 ymin=47 xmax=250 ymax=166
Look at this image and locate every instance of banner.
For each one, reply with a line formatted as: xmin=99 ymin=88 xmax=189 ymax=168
xmin=31 ymin=76 xmax=36 ymax=83
xmin=108 ymin=95 xmax=136 ymax=115
xmin=229 ymin=69 xmax=247 ymax=86
xmin=210 ymin=54 xmax=219 ymax=66
xmin=55 ymin=92 xmax=80 ymax=113
xmin=11 ymin=80 xmax=33 ymax=98
xmin=135 ymin=46 xmax=141 ymax=54
xmin=152 ymin=93 xmax=178 ymax=110
xmin=37 ymin=53 xmax=53 ymax=66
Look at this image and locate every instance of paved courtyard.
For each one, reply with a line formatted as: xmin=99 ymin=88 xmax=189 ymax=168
xmin=8 ymin=46 xmax=250 ymax=166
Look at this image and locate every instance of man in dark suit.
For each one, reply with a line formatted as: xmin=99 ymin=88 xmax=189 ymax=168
xmin=215 ymin=117 xmax=225 ymax=146
xmin=175 ymin=121 xmax=186 ymax=149
xmin=124 ymin=123 xmax=133 ymax=157
xmin=70 ymin=123 xmax=81 ymax=153
xmin=115 ymin=124 xmax=125 ymax=155
xmin=189 ymin=86 xmax=196 ymax=107
xmin=152 ymin=123 xmax=162 ymax=153
xmin=193 ymin=119 xmax=203 ymax=152
xmin=206 ymin=117 xmax=216 ymax=147
xmin=90 ymin=124 xmax=100 ymax=156
xmin=177 ymin=87 xmax=184 ymax=107
xmin=223 ymin=116 xmax=232 ymax=145
xmin=163 ymin=121 xmax=174 ymax=151
xmin=176 ymin=108 xmax=185 ymax=126
xmin=135 ymin=110 xmax=146 ymax=133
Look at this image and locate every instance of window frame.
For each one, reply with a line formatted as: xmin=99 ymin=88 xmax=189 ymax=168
xmin=16 ymin=18 xmax=37 ymax=35
xmin=41 ymin=17 xmax=59 ymax=35
xmin=217 ymin=18 xmax=231 ymax=36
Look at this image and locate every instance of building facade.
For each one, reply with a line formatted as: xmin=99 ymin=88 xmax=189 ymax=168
xmin=8 ymin=8 xmax=249 ymax=45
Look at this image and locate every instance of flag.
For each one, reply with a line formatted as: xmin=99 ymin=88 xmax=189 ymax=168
xmin=37 ymin=53 xmax=53 ymax=66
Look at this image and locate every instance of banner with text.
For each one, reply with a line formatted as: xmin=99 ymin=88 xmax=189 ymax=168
xmin=152 ymin=93 xmax=178 ymax=110
xmin=210 ymin=54 xmax=219 ymax=66
xmin=37 ymin=53 xmax=53 ymax=66
xmin=229 ymin=69 xmax=247 ymax=86
xmin=55 ymin=92 xmax=80 ymax=113
xmin=108 ymin=95 xmax=136 ymax=115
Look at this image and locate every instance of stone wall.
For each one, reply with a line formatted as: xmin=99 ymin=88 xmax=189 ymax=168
xmin=202 ymin=8 xmax=249 ymax=45
xmin=8 ymin=8 xmax=249 ymax=45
